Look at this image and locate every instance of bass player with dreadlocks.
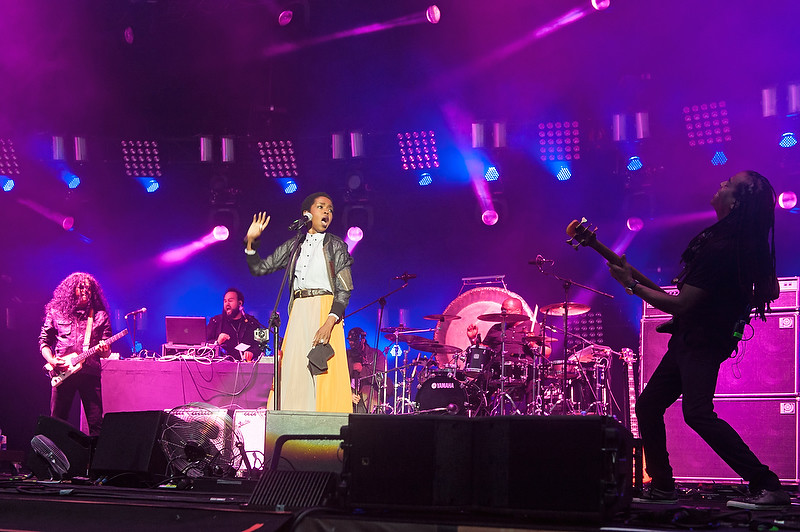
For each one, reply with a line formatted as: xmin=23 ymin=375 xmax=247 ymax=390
xmin=608 ymin=171 xmax=790 ymax=508
xmin=39 ymin=272 xmax=113 ymax=437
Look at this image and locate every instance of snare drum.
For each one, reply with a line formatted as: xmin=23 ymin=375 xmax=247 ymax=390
xmin=415 ymin=376 xmax=467 ymax=415
xmin=543 ymin=360 xmax=579 ymax=380
xmin=463 ymin=346 xmax=494 ymax=377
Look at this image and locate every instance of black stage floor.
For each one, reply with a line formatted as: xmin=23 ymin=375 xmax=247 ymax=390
xmin=0 ymin=476 xmax=797 ymax=532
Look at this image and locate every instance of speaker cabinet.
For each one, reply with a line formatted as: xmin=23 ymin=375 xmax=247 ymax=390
xmin=342 ymin=414 xmax=472 ymax=510
xmin=472 ymin=416 xmax=633 ymax=521
xmin=664 ymin=396 xmax=799 ymax=483
xmin=642 ymin=312 xmax=799 ymax=396
xmin=90 ymin=410 xmax=168 ymax=485
xmin=26 ymin=416 xmax=92 ymax=480
xmin=265 ymin=411 xmax=348 ymax=472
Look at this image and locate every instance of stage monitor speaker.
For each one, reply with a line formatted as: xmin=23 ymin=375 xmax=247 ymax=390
xmin=247 ymin=470 xmax=338 ymax=511
xmin=90 ymin=410 xmax=168 ymax=486
xmin=472 ymin=415 xmax=633 ymax=522
xmin=642 ymin=312 xmax=799 ymax=396
xmin=26 ymin=416 xmax=92 ymax=480
xmin=342 ymin=414 xmax=473 ymax=510
xmin=265 ymin=410 xmax=348 ymax=472
xmin=664 ymin=396 xmax=799 ymax=483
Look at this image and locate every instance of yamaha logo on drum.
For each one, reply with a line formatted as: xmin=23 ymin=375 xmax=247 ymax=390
xmin=431 ymin=381 xmax=455 ymax=389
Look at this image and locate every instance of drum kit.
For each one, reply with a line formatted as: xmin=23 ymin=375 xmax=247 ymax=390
xmin=362 ymin=296 xmax=616 ymax=417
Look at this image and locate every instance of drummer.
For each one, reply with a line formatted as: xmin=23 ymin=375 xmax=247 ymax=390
xmin=466 ymin=297 xmax=549 ymax=358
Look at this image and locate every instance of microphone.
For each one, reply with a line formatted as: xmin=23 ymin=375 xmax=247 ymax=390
xmin=393 ymin=272 xmax=417 ymax=281
xmin=529 ymin=255 xmax=555 ymax=266
xmin=288 ymin=212 xmax=312 ymax=231
xmin=124 ymin=307 xmax=147 ymax=318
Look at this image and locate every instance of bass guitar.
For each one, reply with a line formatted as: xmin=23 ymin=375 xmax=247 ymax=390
xmin=44 ymin=329 xmax=128 ymax=388
xmin=621 ymin=347 xmax=650 ymax=484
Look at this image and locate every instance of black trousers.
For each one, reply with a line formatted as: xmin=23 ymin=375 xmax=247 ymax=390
xmin=636 ymin=334 xmax=780 ymax=492
xmin=50 ymin=371 xmax=103 ymax=437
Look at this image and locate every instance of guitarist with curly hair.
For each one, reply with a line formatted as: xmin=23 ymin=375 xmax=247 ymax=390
xmin=39 ymin=272 xmax=113 ymax=437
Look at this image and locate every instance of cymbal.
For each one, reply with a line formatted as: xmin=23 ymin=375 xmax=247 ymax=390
xmin=380 ymin=326 xmax=408 ymax=334
xmin=540 ymin=302 xmax=591 ymax=317
xmin=423 ymin=313 xmax=462 ymax=322
xmin=409 ymin=342 xmax=461 ymax=354
xmin=569 ymin=345 xmax=611 ymax=363
xmin=523 ymin=334 xmax=559 ymax=344
xmin=396 ymin=334 xmax=435 ymax=344
xmin=477 ymin=312 xmax=530 ymax=323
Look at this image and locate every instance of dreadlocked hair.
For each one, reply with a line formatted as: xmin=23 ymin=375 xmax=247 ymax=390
xmin=45 ymin=272 xmax=109 ymax=319
xmin=728 ymin=171 xmax=779 ymax=320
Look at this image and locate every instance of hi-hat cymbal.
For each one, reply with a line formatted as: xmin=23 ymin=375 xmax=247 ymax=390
xmin=423 ymin=314 xmax=462 ymax=322
xmin=477 ymin=312 xmax=529 ymax=323
xmin=540 ymin=302 xmax=591 ymax=317
xmin=380 ymin=325 xmax=408 ymax=334
xmin=410 ymin=342 xmax=461 ymax=354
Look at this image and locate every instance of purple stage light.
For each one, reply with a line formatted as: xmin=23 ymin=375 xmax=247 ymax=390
xmin=418 ymin=172 xmax=433 ymax=186
xmin=258 ymin=140 xmax=297 ymax=178
xmin=481 ymin=209 xmax=499 ymax=226
xmin=711 ymin=151 xmax=727 ymax=166
xmin=626 ymin=156 xmax=643 ymax=171
xmin=61 ymin=217 xmax=75 ymax=231
xmin=538 ymin=121 xmax=580 ymax=162
xmin=426 ymin=5 xmax=441 ymax=24
xmin=778 ymin=191 xmax=797 ymax=210
xmin=136 ymin=177 xmax=160 ymax=193
xmin=591 ymin=0 xmax=611 ymax=10
xmin=0 ymin=139 xmax=21 ymax=178
xmin=1 ymin=176 xmax=14 ymax=192
xmin=398 ymin=130 xmax=438 ymax=171
xmin=122 ymin=140 xmax=161 ymax=178
xmin=278 ymin=10 xmax=294 ymax=26
xmin=212 ymin=225 xmax=230 ymax=241
xmin=626 ymin=217 xmax=644 ymax=232
xmin=347 ymin=226 xmax=364 ymax=242
xmin=683 ymin=101 xmax=731 ymax=147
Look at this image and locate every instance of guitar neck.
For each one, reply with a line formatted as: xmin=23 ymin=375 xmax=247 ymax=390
xmin=72 ymin=329 xmax=128 ymax=365
xmin=626 ymin=363 xmax=640 ymax=438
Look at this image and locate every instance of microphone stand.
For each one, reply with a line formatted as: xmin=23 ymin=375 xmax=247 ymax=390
xmin=267 ymin=228 xmax=306 ymax=411
xmin=534 ymin=264 xmax=613 ymax=415
xmin=344 ymin=279 xmax=412 ymax=413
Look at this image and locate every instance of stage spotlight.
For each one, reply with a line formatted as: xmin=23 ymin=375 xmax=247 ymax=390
xmin=426 ymin=5 xmax=441 ymax=24
xmin=1 ymin=176 xmax=14 ymax=192
xmin=279 ymin=178 xmax=298 ymax=194
xmin=278 ymin=10 xmax=293 ymax=26
xmin=122 ymin=140 xmax=162 ymax=180
xmin=481 ymin=209 xmax=499 ymax=226
xmin=347 ymin=226 xmax=363 ymax=242
xmin=136 ymin=177 xmax=160 ymax=193
xmin=398 ymin=130 xmax=439 ymax=171
xmin=557 ymin=166 xmax=572 ymax=181
xmin=538 ymin=121 xmax=580 ymax=162
xmin=626 ymin=156 xmax=643 ymax=171
xmin=418 ymin=172 xmax=433 ymax=186
xmin=711 ymin=151 xmax=727 ymax=166
xmin=212 ymin=225 xmax=230 ymax=241
xmin=60 ymin=170 xmax=81 ymax=189
xmin=778 ymin=191 xmax=797 ymax=210
xmin=591 ymin=0 xmax=611 ymax=10
xmin=779 ymin=132 xmax=797 ymax=148
xmin=258 ymin=140 xmax=297 ymax=178
xmin=626 ymin=217 xmax=644 ymax=232
xmin=682 ymin=101 xmax=730 ymax=147
xmin=484 ymin=166 xmax=500 ymax=182
xmin=62 ymin=217 xmax=75 ymax=231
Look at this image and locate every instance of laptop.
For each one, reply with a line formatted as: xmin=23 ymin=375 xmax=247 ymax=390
xmin=165 ymin=316 xmax=208 ymax=346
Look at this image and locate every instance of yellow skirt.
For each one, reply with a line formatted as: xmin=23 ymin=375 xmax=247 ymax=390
xmin=271 ymin=294 xmax=351 ymax=413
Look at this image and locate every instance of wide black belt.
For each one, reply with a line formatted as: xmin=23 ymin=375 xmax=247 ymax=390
xmin=293 ymin=288 xmax=332 ymax=299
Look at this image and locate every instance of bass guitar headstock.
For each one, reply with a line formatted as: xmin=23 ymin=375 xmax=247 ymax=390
xmin=565 ymin=217 xmax=597 ymax=250
xmin=620 ymin=347 xmax=637 ymax=365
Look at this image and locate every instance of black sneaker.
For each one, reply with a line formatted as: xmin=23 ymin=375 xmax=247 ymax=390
xmin=633 ymin=486 xmax=679 ymax=504
xmin=727 ymin=489 xmax=791 ymax=510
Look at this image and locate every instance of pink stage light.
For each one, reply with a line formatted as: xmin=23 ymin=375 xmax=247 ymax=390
xmin=481 ymin=210 xmax=499 ymax=226
xmin=159 ymin=230 xmax=225 ymax=264
xmin=626 ymin=217 xmax=644 ymax=232
xmin=426 ymin=5 xmax=441 ymax=24
xmin=212 ymin=225 xmax=230 ymax=241
xmin=345 ymin=226 xmax=364 ymax=253
xmin=278 ymin=10 xmax=293 ymax=26
xmin=779 ymin=191 xmax=797 ymax=210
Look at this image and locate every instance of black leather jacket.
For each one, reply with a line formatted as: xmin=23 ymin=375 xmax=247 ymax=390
xmin=246 ymin=232 xmax=354 ymax=319
xmin=38 ymin=308 xmax=112 ymax=376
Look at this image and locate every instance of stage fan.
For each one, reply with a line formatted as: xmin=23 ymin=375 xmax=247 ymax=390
xmin=159 ymin=403 xmax=243 ymax=478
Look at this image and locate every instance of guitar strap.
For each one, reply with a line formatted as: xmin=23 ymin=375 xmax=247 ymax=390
xmin=83 ymin=308 xmax=94 ymax=351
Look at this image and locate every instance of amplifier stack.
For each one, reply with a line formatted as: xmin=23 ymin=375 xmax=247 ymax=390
xmin=640 ymin=277 xmax=799 ymax=483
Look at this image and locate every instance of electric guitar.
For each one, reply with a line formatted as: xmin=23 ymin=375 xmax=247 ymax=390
xmin=44 ymin=329 xmax=128 ymax=388
xmin=566 ymin=218 xmax=663 ymax=291
xmin=620 ymin=347 xmax=650 ymax=483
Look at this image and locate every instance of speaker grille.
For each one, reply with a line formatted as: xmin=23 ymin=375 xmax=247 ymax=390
xmin=248 ymin=470 xmax=337 ymax=510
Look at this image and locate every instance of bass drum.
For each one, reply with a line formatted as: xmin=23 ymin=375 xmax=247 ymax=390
xmin=433 ymin=286 xmax=537 ymax=355
xmin=415 ymin=376 xmax=468 ymax=415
